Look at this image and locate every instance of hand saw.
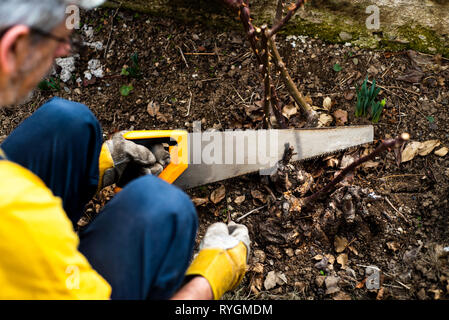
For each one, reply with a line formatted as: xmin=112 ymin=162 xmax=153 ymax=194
xmin=122 ymin=125 xmax=373 ymax=190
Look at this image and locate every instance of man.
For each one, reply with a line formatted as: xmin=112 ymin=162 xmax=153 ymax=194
xmin=0 ymin=0 xmax=250 ymax=300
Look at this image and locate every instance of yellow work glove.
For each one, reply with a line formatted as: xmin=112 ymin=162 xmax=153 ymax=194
xmin=98 ymin=132 xmax=170 ymax=190
xmin=186 ymin=221 xmax=251 ymax=300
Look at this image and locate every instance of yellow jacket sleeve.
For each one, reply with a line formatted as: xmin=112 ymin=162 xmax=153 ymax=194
xmin=0 ymin=160 xmax=111 ymax=300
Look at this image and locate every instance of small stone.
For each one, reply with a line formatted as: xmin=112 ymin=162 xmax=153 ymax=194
xmin=285 ymin=248 xmax=294 ymax=257
xmin=339 ymin=31 xmax=352 ymax=41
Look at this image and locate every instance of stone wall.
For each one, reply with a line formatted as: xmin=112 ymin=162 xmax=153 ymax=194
xmin=104 ymin=0 xmax=449 ymax=56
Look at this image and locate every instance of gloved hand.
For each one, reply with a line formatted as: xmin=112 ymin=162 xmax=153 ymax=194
xmin=185 ymin=221 xmax=251 ymax=300
xmin=98 ymin=132 xmax=170 ymax=189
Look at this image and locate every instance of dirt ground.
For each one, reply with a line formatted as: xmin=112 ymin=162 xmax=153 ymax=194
xmin=1 ymin=7 xmax=448 ymax=300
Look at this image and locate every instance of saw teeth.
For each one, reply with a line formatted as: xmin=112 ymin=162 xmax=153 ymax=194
xmin=297 ymin=142 xmax=371 ymax=163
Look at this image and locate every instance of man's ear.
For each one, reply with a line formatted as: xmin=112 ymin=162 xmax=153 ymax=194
xmin=0 ymin=25 xmax=30 ymax=74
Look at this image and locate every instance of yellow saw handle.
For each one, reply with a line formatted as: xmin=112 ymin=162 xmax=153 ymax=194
xmin=114 ymin=130 xmax=188 ymax=192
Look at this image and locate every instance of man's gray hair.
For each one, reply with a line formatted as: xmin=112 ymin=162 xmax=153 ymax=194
xmin=0 ymin=0 xmax=104 ymax=33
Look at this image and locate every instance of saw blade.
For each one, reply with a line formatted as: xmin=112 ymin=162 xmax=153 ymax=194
xmin=173 ymin=125 xmax=373 ymax=189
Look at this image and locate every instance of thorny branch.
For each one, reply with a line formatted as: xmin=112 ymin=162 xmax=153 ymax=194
xmin=303 ymin=133 xmax=410 ymax=207
xmin=222 ymin=0 xmax=314 ymax=128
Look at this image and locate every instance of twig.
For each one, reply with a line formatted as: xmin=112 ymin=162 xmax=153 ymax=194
xmin=178 ymin=46 xmax=189 ymax=68
xmin=385 ymin=197 xmax=409 ymax=223
xmin=186 ymin=91 xmax=193 ymax=117
xmin=200 ymin=78 xmax=221 ymax=82
xmin=104 ymin=4 xmax=121 ymax=59
xmin=303 ymin=133 xmax=410 ymax=206
xmin=395 ymin=280 xmax=411 ymax=290
xmin=383 ymin=284 xmax=404 ymax=289
xmin=184 ymin=52 xmax=217 ymax=56
xmin=378 ymin=173 xmax=424 ymax=180
xmin=236 ymin=204 xmax=267 ymax=222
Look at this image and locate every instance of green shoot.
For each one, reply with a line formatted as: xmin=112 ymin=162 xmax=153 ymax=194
xmin=121 ymin=53 xmax=142 ymax=79
xmin=333 ymin=63 xmax=342 ymax=72
xmin=355 ymin=77 xmax=385 ymax=123
xmin=120 ymin=84 xmax=134 ymax=96
xmin=38 ymin=77 xmax=61 ymax=91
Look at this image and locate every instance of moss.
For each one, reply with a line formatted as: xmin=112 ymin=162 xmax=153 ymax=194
xmin=102 ymin=1 xmax=449 ymax=58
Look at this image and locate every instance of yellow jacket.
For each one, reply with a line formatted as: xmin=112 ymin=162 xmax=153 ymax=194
xmin=0 ymin=158 xmax=111 ymax=299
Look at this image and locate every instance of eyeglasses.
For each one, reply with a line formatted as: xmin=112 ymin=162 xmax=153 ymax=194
xmin=29 ymin=27 xmax=83 ymax=53
xmin=0 ymin=27 xmax=83 ymax=53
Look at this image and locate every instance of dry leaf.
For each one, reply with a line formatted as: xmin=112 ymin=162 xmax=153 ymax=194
xmin=252 ymin=263 xmax=264 ymax=274
xmin=340 ymin=153 xmax=356 ymax=168
xmin=435 ymin=147 xmax=448 ymax=157
xmin=337 ymin=253 xmax=348 ymax=269
xmin=192 ymin=197 xmax=208 ymax=206
xmin=210 ymin=185 xmax=226 ymax=204
xmin=334 ymin=236 xmax=348 ymax=253
xmin=429 ymin=289 xmax=442 ymax=300
xmin=418 ymin=140 xmax=440 ymax=156
xmin=313 ymin=254 xmax=324 ymax=261
xmin=325 ymin=254 xmax=335 ymax=265
xmin=251 ymin=189 xmax=267 ymax=203
xmin=348 ymin=245 xmax=358 ymax=256
xmin=304 ymin=95 xmax=313 ymax=105
xmin=282 ymin=104 xmax=298 ymax=119
xmin=401 ymin=141 xmax=421 ymax=163
xmin=397 ymin=69 xmax=424 ymax=83
xmin=326 ymin=157 xmax=339 ymax=168
xmin=317 ymin=113 xmax=333 ymax=127
xmin=356 ymin=278 xmax=366 ymax=289
xmin=156 ymin=111 xmax=169 ymax=123
xmin=323 ymin=97 xmax=332 ymax=110
xmin=264 ymin=271 xmax=278 ymax=290
xmin=386 ymin=241 xmax=400 ymax=252
xmin=234 ymin=195 xmax=246 ymax=205
xmin=333 ymin=109 xmax=348 ymax=126
xmin=147 ymin=101 xmax=159 ymax=116
xmin=376 ymin=287 xmax=385 ymax=300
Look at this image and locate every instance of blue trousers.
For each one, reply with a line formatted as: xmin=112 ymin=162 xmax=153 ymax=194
xmin=1 ymin=97 xmax=198 ymax=300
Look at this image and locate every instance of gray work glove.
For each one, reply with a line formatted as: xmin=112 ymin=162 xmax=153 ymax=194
xmin=99 ymin=131 xmax=170 ymax=189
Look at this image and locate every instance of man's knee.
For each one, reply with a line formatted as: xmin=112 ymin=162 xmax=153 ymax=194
xmin=125 ymin=175 xmax=198 ymax=233
xmin=40 ymin=97 xmax=100 ymax=135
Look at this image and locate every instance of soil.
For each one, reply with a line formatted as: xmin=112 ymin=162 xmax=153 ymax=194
xmin=1 ymin=7 xmax=448 ymax=300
